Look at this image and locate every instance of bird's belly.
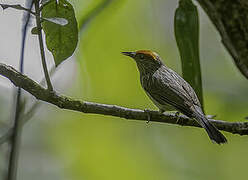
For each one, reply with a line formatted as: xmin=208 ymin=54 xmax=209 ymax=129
xmin=145 ymin=91 xmax=176 ymax=112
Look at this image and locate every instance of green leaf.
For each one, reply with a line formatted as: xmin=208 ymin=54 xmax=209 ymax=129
xmin=174 ymin=0 xmax=204 ymax=110
xmin=31 ymin=27 xmax=39 ymax=35
xmin=42 ymin=0 xmax=78 ymax=67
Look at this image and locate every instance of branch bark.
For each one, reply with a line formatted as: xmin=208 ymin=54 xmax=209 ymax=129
xmin=0 ymin=63 xmax=248 ymax=137
xmin=197 ymin=0 xmax=248 ymax=79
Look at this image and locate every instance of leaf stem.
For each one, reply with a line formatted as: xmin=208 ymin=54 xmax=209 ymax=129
xmin=34 ymin=0 xmax=53 ymax=91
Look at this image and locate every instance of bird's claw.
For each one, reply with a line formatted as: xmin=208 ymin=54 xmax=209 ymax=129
xmin=175 ymin=112 xmax=181 ymax=124
xmin=144 ymin=109 xmax=152 ymax=124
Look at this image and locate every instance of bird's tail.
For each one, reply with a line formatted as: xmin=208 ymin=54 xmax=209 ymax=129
xmin=193 ymin=106 xmax=227 ymax=144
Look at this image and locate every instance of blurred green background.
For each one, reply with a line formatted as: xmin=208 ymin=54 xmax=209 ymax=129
xmin=1 ymin=0 xmax=248 ymax=179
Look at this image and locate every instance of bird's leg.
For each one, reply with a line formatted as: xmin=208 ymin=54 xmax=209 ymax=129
xmin=144 ymin=109 xmax=165 ymax=123
xmin=175 ymin=111 xmax=181 ymax=124
xmin=144 ymin=109 xmax=153 ymax=124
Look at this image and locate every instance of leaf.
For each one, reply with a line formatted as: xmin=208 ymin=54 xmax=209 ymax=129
xmin=31 ymin=27 xmax=39 ymax=35
xmin=42 ymin=0 xmax=78 ymax=67
xmin=174 ymin=0 xmax=204 ymax=111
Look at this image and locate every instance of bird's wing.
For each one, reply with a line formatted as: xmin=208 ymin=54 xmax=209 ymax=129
xmin=144 ymin=67 xmax=201 ymax=116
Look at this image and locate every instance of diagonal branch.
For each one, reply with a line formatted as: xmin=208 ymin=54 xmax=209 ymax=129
xmin=197 ymin=0 xmax=248 ymax=79
xmin=34 ymin=0 xmax=53 ymax=91
xmin=0 ymin=63 xmax=248 ymax=137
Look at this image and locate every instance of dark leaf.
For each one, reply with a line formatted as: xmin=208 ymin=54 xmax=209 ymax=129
xmin=42 ymin=0 xmax=78 ymax=67
xmin=174 ymin=0 xmax=204 ymax=111
xmin=31 ymin=27 xmax=39 ymax=35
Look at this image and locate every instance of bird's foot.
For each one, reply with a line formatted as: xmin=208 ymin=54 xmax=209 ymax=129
xmin=175 ymin=112 xmax=181 ymax=124
xmin=144 ymin=109 xmax=153 ymax=124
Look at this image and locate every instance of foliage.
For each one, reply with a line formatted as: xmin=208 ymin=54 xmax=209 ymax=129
xmin=1 ymin=0 xmax=248 ymax=180
xmin=174 ymin=0 xmax=203 ymax=109
xmin=41 ymin=0 xmax=78 ymax=66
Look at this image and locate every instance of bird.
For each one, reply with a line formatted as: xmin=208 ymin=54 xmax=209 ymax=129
xmin=122 ymin=50 xmax=227 ymax=144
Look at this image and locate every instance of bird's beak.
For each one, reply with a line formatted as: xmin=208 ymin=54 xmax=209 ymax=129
xmin=121 ymin=52 xmax=136 ymax=58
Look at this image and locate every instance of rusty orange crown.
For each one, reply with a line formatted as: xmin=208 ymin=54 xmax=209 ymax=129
xmin=135 ymin=50 xmax=159 ymax=60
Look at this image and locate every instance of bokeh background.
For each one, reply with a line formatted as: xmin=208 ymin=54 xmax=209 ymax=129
xmin=1 ymin=0 xmax=248 ymax=179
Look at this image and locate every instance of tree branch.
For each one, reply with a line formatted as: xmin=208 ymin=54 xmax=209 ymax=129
xmin=197 ymin=0 xmax=248 ymax=79
xmin=0 ymin=63 xmax=248 ymax=137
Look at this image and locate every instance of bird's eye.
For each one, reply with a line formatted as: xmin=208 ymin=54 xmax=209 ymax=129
xmin=140 ymin=54 xmax=144 ymax=59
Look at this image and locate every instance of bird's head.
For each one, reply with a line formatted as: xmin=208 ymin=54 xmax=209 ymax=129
xmin=122 ymin=50 xmax=163 ymax=74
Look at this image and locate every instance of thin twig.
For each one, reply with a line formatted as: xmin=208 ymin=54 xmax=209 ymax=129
xmin=7 ymin=1 xmax=34 ymax=180
xmin=7 ymin=89 xmax=21 ymax=180
xmin=0 ymin=63 xmax=248 ymax=136
xmin=0 ymin=67 xmax=55 ymax=146
xmin=0 ymin=102 xmax=40 ymax=146
xmin=34 ymin=0 xmax=53 ymax=91
xmin=0 ymin=3 xmax=35 ymax=15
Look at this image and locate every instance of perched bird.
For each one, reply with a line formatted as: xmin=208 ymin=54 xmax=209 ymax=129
xmin=122 ymin=50 xmax=227 ymax=144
